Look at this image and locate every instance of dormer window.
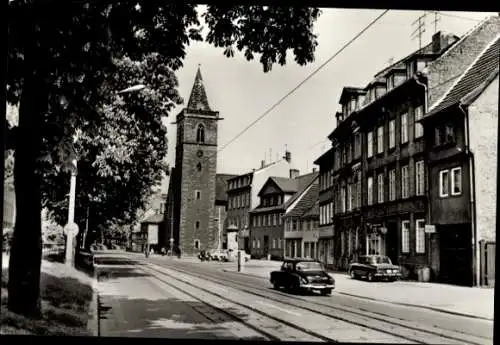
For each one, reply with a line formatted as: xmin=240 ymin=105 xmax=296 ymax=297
xmin=350 ymin=97 xmax=357 ymax=113
xmin=196 ymin=124 xmax=205 ymax=143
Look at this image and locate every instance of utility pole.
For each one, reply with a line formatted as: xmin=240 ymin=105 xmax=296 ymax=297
xmin=411 ymin=12 xmax=426 ymax=50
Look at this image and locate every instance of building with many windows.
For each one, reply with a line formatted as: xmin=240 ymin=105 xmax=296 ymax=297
xmin=249 ymin=171 xmax=318 ymax=259
xmin=283 ymin=182 xmax=320 ymax=260
xmin=418 ymin=22 xmax=499 ymax=286
xmin=225 ymin=154 xmax=294 ymax=253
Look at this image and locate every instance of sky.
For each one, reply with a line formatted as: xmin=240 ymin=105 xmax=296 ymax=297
xmin=164 ymin=8 xmax=496 ymax=181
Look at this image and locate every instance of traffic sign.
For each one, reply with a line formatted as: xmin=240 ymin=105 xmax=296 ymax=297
xmin=425 ymin=225 xmax=436 ymax=233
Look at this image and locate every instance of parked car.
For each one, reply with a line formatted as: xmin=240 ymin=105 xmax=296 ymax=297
xmin=270 ymin=258 xmax=335 ymax=295
xmin=348 ymin=255 xmax=401 ymax=282
xmin=209 ymin=249 xmax=229 ymax=262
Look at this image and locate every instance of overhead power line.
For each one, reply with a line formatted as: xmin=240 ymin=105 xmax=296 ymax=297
xmin=216 ymin=9 xmax=391 ymax=154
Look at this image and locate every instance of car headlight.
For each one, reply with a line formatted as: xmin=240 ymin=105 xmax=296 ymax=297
xmin=327 ymin=274 xmax=335 ymax=284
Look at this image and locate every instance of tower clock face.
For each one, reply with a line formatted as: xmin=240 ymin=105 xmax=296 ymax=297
xmin=197 ymin=150 xmax=203 ymax=157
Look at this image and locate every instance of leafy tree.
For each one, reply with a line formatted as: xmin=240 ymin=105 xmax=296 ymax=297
xmin=6 ymin=1 xmax=321 ymax=317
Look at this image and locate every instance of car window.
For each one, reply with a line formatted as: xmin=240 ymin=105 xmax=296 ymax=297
xmin=296 ymin=261 xmax=323 ymax=271
xmin=375 ymin=256 xmax=391 ymax=264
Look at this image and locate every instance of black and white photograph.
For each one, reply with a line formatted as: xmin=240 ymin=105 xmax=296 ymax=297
xmin=1 ymin=2 xmax=498 ymax=344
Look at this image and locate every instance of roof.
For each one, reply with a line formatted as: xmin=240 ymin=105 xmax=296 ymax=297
xmin=186 ymin=67 xmax=212 ymax=112
xmin=216 ymin=173 xmax=238 ymax=202
xmin=269 ymin=176 xmax=299 ymax=194
xmin=142 ymin=214 xmax=164 ymax=224
xmin=426 ymin=35 xmax=500 ymax=117
xmin=339 ymin=87 xmax=366 ymax=104
xmin=252 ymin=172 xmax=319 ymax=213
xmin=286 ymin=183 xmax=319 ymax=218
xmin=303 ymin=200 xmax=319 ymax=219
xmin=313 ymin=147 xmax=334 ymax=165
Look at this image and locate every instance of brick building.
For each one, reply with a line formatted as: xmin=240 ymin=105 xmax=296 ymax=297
xmin=165 ymin=67 xmax=225 ymax=256
xmin=249 ymin=171 xmax=318 ymax=259
xmin=225 ymin=155 xmax=294 ymax=253
xmin=419 ymin=29 xmax=499 ymax=286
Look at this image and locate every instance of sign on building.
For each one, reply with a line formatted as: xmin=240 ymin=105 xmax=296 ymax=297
xmin=424 ymin=225 xmax=436 ymax=233
xmin=148 ymin=224 xmax=159 ymax=244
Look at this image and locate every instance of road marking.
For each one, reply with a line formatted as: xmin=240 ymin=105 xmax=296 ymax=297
xmin=257 ymin=301 xmax=302 ymax=317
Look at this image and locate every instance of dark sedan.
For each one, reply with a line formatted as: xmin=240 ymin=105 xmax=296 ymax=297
xmin=270 ymin=258 xmax=335 ymax=295
xmin=348 ymin=255 xmax=401 ymax=282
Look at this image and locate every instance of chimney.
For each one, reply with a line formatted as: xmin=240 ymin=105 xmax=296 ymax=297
xmin=312 ymin=167 xmax=317 ymax=173
xmin=261 ymin=160 xmax=265 ymax=168
xmin=431 ymin=31 xmax=447 ymax=54
xmin=284 ymin=151 xmax=291 ymax=163
xmin=290 ymin=169 xmax=300 ymax=179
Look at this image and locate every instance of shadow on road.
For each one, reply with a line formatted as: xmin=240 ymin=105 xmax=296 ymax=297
xmin=99 ymin=296 xmax=267 ymax=339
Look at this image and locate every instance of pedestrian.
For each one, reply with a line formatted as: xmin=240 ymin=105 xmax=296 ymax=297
xmin=161 ymin=247 xmax=166 ymax=256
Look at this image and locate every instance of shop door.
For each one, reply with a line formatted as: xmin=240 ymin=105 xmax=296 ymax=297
xmin=386 ymin=222 xmax=399 ymax=265
xmin=440 ymin=224 xmax=473 ymax=286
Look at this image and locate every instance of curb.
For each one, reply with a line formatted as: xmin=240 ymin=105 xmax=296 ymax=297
xmin=221 ymin=269 xmax=493 ymax=322
xmin=86 ymin=284 xmax=99 ymax=336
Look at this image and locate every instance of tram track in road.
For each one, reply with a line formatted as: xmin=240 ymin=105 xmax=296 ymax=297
xmin=143 ymin=259 xmax=492 ymax=345
xmin=137 ymin=264 xmax=338 ymax=342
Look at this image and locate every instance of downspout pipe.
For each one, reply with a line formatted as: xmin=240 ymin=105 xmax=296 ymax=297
xmin=414 ymin=77 xmax=434 ymax=274
xmin=459 ymin=104 xmax=479 ymax=287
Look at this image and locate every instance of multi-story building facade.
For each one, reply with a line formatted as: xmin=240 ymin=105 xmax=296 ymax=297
xmin=283 ymin=182 xmax=320 ymax=260
xmin=418 ymin=23 xmax=499 ymax=287
xmin=313 ymin=16 xmax=499 ymax=286
xmin=250 ymin=171 xmax=318 ymax=259
xmin=215 ymin=173 xmax=237 ymax=250
xmin=225 ymin=154 xmax=294 ymax=253
xmin=314 ymin=148 xmax=335 ymax=268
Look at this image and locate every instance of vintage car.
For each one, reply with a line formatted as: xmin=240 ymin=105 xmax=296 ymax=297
xmin=208 ymin=249 xmax=229 ymax=262
xmin=348 ymin=255 xmax=401 ymax=282
xmin=270 ymin=258 xmax=335 ymax=295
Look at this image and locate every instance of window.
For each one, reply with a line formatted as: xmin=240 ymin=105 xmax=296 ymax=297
xmin=272 ymin=238 xmax=276 ymax=249
xmin=367 ymin=131 xmax=374 ymax=158
xmin=257 ymin=239 xmax=261 ymax=249
xmin=439 ymin=170 xmax=449 ymax=197
xmin=401 ymin=165 xmax=409 ymax=199
xmin=451 ymin=167 xmax=462 ymax=196
xmin=354 ymin=133 xmax=361 ymax=159
xmin=197 ymin=162 xmax=202 ymax=171
xmin=416 ymin=219 xmax=425 ymax=253
xmin=347 ymin=184 xmax=352 ymax=212
xmin=377 ymin=126 xmax=384 ymax=154
xmin=401 ymin=220 xmax=410 ymax=253
xmin=415 ymin=160 xmax=425 ymax=196
xmin=194 ymin=239 xmax=200 ymax=249
xmin=401 ymin=112 xmax=408 ymax=144
xmin=273 ymin=214 xmax=277 ymax=226
xmin=196 ymin=124 xmax=205 ymax=143
xmin=377 ymin=173 xmax=384 ymax=203
xmin=340 ymin=185 xmax=346 ymax=213
xmin=435 ymin=124 xmax=456 ymax=146
xmin=389 ymin=119 xmax=396 ymax=149
xmin=389 ymin=169 xmax=396 ymax=201
xmin=195 ymin=220 xmax=200 ymax=230
xmin=367 ymin=176 xmax=374 ymax=205
xmin=252 ymin=238 xmax=256 ymax=248
xmin=414 ymin=106 xmax=424 ymax=138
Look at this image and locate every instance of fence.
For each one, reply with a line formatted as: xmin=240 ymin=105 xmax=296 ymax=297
xmin=479 ymin=240 xmax=495 ymax=287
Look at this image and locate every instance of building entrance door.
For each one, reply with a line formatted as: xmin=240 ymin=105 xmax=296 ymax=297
xmin=263 ymin=236 xmax=269 ymax=256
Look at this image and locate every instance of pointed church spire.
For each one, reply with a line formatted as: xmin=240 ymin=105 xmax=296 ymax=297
xmin=187 ymin=65 xmax=212 ymax=112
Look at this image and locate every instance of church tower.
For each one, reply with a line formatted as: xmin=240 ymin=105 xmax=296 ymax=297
xmin=173 ymin=67 xmax=221 ymax=255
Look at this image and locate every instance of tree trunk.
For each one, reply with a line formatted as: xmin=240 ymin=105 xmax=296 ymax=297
xmin=8 ymin=73 xmax=46 ymax=318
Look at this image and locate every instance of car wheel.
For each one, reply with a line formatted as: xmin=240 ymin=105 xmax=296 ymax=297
xmin=272 ymin=281 xmax=280 ymax=290
xmin=349 ymin=270 xmax=357 ymax=280
xmin=367 ymin=272 xmax=374 ymax=282
xmin=321 ymin=289 xmax=332 ymax=296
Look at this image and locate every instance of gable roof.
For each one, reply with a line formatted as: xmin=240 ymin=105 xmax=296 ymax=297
xmin=269 ymin=176 xmax=299 ymax=194
xmin=216 ymin=173 xmax=238 ymax=202
xmin=285 ymin=183 xmax=319 ymax=218
xmin=426 ymin=34 xmax=500 ymax=118
xmin=252 ymin=172 xmax=319 ymax=213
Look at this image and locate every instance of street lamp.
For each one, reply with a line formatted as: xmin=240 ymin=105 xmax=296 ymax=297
xmin=63 ymin=83 xmax=146 ymax=266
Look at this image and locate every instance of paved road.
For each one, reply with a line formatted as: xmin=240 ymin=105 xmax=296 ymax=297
xmin=95 ymin=252 xmax=493 ymax=343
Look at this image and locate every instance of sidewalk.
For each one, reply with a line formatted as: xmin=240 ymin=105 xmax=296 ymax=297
xmin=222 ymin=260 xmax=494 ymax=321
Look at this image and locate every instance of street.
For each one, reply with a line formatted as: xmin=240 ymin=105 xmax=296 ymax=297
xmin=94 ymin=252 xmax=493 ymax=343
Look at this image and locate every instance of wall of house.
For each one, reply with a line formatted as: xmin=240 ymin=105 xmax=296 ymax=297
xmin=251 ymin=159 xmax=292 ymax=210
xmin=468 ymin=76 xmax=498 ymax=242
xmin=250 ymin=213 xmax=284 ymax=259
xmin=3 ymin=185 xmax=15 ymax=229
